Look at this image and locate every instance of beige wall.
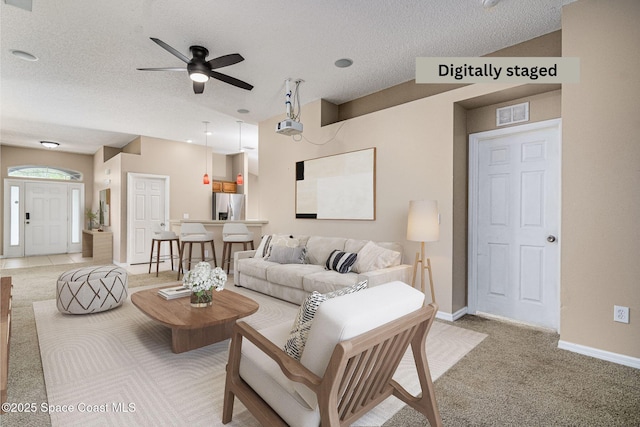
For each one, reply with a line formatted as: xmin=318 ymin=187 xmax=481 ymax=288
xmin=337 ymin=31 xmax=561 ymax=123
xmin=452 ymin=104 xmax=468 ymax=313
xmin=94 ymin=136 xmax=216 ymax=263
xmin=94 ymin=136 xmax=257 ymax=263
xmin=258 ymin=83 xmax=524 ymax=315
xmin=561 ymin=0 xmax=640 ymax=357
xmin=0 ymin=145 xmax=94 ymax=256
xmin=257 ymin=0 xmax=639 ymax=360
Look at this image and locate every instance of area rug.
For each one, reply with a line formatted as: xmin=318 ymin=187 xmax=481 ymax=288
xmin=34 ymin=285 xmax=486 ymax=427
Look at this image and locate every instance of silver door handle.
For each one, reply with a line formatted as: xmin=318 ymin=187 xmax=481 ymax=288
xmin=547 ymin=235 xmax=557 ymax=243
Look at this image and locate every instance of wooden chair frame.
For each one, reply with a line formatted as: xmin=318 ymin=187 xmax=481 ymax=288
xmin=223 ymin=303 xmax=442 ymax=427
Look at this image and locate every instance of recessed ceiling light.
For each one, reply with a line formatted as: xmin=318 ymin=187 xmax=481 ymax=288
xmin=334 ymin=58 xmax=353 ymax=68
xmin=237 ymin=109 xmax=250 ymax=114
xmin=40 ymin=141 xmax=59 ymax=149
xmin=10 ymin=49 xmax=38 ymax=61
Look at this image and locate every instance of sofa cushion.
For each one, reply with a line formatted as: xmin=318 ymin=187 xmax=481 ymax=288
xmin=266 ymin=263 xmax=324 ymax=289
xmin=267 ymin=245 xmax=307 ymax=264
xmin=352 ymin=240 xmax=402 ymax=273
xmin=295 ymin=281 xmax=425 ymax=408
xmin=239 ymin=321 xmax=321 ymax=426
xmin=236 ymin=258 xmax=275 ymax=281
xmin=305 ymin=236 xmax=347 ymax=265
xmin=282 ymin=280 xmax=368 ymax=361
xmin=302 ymin=271 xmax=359 ymax=294
xmin=325 ymin=249 xmax=357 ymax=273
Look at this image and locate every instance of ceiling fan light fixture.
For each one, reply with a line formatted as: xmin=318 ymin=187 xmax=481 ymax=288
xmin=40 ymin=141 xmax=60 ymax=149
xmin=188 ymin=62 xmax=210 ymax=83
xmin=190 ymin=71 xmax=209 ymax=83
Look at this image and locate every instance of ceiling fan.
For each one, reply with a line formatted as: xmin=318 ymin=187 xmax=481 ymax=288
xmin=137 ymin=37 xmax=253 ymax=94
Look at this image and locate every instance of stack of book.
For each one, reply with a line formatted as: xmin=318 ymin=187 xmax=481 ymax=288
xmin=158 ymin=285 xmax=191 ymax=300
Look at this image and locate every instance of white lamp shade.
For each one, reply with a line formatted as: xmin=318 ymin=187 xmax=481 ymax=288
xmin=407 ymin=200 xmax=440 ymax=242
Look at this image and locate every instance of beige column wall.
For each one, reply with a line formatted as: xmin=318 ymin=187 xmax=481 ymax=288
xmin=106 ymin=136 xmax=214 ymax=263
xmin=560 ymin=0 xmax=640 ymax=357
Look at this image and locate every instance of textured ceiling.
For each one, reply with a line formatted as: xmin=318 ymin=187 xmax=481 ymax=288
xmin=0 ymin=0 xmax=574 ymax=174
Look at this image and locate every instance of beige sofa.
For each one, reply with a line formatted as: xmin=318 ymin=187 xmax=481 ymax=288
xmin=233 ymin=234 xmax=412 ymax=305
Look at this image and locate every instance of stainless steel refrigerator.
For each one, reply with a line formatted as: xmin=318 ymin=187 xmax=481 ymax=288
xmin=213 ymin=193 xmax=245 ymax=221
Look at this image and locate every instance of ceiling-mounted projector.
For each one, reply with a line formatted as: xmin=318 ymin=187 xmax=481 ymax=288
xmin=276 ymin=119 xmax=303 ymax=136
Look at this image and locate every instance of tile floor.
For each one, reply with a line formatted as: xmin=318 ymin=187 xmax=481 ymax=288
xmin=0 ymin=253 xmax=177 ymax=276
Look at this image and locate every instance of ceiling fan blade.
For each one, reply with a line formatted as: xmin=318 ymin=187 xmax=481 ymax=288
xmin=137 ymin=67 xmax=187 ymax=71
xmin=209 ymin=71 xmax=254 ymax=91
xmin=208 ymin=53 xmax=244 ymax=70
xmin=150 ymin=37 xmax=190 ymax=63
xmin=193 ymin=81 xmax=205 ymax=94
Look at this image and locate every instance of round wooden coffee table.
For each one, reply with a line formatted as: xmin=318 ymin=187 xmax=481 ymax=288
xmin=131 ymin=286 xmax=259 ymax=353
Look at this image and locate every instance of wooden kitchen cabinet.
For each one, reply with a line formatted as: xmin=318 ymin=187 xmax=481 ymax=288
xmin=212 ymin=181 xmax=237 ymax=193
xmin=222 ymin=182 xmax=237 ymax=193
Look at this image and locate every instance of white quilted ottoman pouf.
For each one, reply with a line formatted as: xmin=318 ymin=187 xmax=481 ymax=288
xmin=56 ymin=265 xmax=128 ymax=314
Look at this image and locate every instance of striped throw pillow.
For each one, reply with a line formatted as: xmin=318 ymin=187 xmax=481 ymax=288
xmin=282 ymin=280 xmax=368 ymax=360
xmin=325 ymin=249 xmax=358 ymax=274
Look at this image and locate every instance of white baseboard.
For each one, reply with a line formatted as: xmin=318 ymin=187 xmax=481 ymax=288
xmin=436 ymin=306 xmax=468 ymax=322
xmin=558 ymin=340 xmax=640 ymax=369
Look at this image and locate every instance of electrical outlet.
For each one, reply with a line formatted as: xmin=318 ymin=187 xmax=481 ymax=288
xmin=614 ymin=305 xmax=629 ymax=324
xmin=183 ymin=213 xmax=189 ymax=219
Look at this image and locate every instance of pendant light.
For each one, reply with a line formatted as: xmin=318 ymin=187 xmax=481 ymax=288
xmin=203 ymin=121 xmax=210 ymax=185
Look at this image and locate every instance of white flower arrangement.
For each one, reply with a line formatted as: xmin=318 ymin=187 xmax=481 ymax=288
xmin=183 ymin=262 xmax=227 ymax=293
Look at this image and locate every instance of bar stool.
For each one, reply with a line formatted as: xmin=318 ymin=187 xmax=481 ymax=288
xmin=148 ymin=227 xmax=180 ymax=277
xmin=177 ymin=223 xmax=217 ymax=280
xmin=222 ymin=223 xmax=254 ymax=274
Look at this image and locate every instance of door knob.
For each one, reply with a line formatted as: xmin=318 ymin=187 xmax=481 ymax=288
xmin=547 ymin=235 xmax=557 ymax=243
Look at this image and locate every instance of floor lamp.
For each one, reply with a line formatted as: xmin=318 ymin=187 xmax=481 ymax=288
xmin=407 ymin=200 xmax=440 ymax=304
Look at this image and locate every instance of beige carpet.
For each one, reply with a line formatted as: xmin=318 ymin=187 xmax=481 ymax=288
xmin=34 ymin=284 xmax=486 ymax=426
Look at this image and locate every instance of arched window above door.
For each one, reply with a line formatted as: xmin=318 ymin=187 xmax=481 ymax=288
xmin=8 ymin=165 xmax=82 ymax=181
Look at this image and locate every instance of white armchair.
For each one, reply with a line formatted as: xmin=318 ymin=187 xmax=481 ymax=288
xmin=222 ymin=281 xmax=442 ymax=427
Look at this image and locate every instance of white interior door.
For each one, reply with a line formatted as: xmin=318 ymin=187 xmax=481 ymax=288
xmin=469 ymin=119 xmax=561 ymax=330
xmin=25 ymin=181 xmax=68 ymax=256
xmin=127 ymin=174 xmax=169 ymax=264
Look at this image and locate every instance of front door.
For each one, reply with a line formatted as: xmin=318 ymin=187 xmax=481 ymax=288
xmin=25 ymin=181 xmax=69 ymax=256
xmin=469 ymin=119 xmax=561 ymax=330
xmin=127 ymin=174 xmax=169 ymax=264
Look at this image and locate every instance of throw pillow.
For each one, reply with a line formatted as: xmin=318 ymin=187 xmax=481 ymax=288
xmin=283 ymin=280 xmax=368 ymax=360
xmin=352 ymin=241 xmax=402 ymax=273
xmin=265 ymin=234 xmax=309 ymax=258
xmin=254 ymin=235 xmax=273 ymax=258
xmin=325 ymin=249 xmax=358 ymax=274
xmin=267 ymin=245 xmax=307 ymax=264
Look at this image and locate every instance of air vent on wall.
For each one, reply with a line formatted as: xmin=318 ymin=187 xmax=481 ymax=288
xmin=496 ymin=102 xmax=529 ymax=127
